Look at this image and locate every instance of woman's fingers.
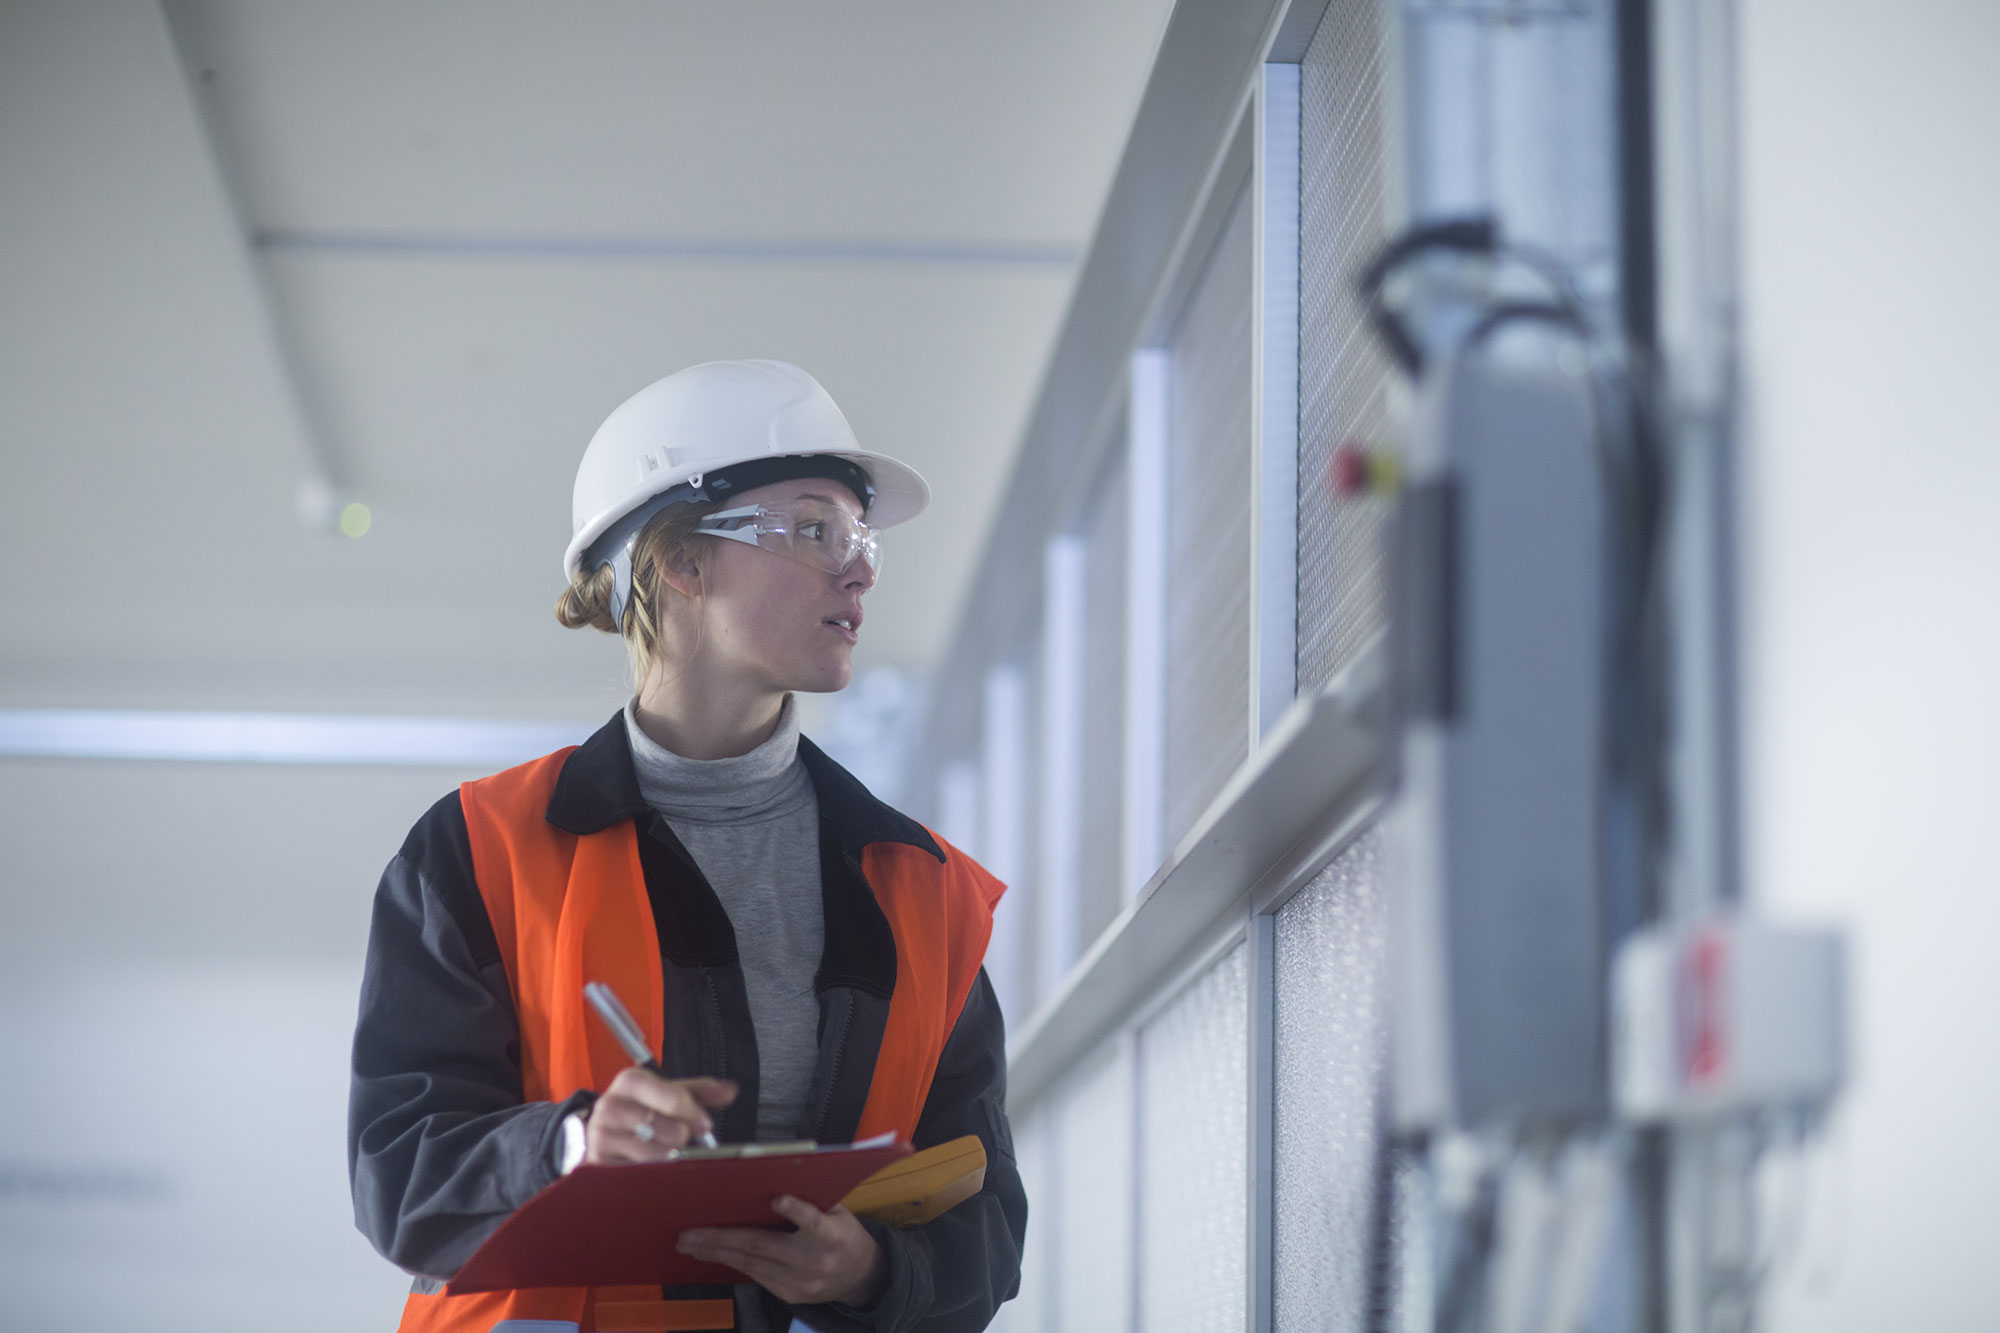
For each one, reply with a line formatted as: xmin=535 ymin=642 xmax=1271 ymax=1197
xmin=769 ymin=1194 xmax=832 ymax=1236
xmin=587 ymin=1098 xmax=680 ymax=1163
xmin=611 ymin=1069 xmax=736 ymax=1133
xmin=680 ymin=1075 xmax=740 ymax=1109
xmin=585 ymin=1070 xmax=738 ymax=1164
xmin=678 ymin=1197 xmax=886 ymax=1307
xmin=678 ymin=1225 xmax=811 ymax=1302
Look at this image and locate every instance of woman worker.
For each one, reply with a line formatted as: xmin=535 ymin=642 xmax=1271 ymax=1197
xmin=348 ymin=360 xmax=1026 ymax=1333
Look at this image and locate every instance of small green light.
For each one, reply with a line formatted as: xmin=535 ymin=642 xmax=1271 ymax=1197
xmin=339 ymin=502 xmax=373 ymax=539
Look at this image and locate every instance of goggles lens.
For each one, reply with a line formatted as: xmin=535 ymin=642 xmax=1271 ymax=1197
xmin=696 ymin=500 xmax=883 ymax=577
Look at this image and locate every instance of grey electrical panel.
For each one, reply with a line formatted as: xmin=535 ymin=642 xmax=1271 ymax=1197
xmin=1387 ymin=337 xmax=1608 ymax=1130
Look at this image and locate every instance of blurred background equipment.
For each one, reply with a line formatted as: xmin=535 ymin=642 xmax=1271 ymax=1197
xmin=1376 ymin=241 xmax=1619 ymax=1133
xmin=4 ymin=1 xmax=1997 ymax=1331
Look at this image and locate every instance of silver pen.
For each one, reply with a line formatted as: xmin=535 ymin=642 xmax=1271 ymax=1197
xmin=583 ymin=980 xmax=721 ymax=1150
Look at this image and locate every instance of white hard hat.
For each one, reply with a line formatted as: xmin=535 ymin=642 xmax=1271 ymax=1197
xmin=564 ymin=359 xmax=930 ymax=623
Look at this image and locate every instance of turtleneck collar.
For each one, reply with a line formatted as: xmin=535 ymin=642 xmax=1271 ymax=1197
xmin=622 ymin=694 xmax=810 ymax=825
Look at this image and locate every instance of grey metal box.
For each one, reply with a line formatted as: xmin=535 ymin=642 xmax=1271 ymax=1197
xmin=1388 ymin=341 xmax=1609 ymax=1130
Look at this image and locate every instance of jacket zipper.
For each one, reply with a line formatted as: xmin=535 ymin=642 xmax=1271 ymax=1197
xmin=701 ymin=970 xmax=728 ymax=1081
xmin=811 ymin=996 xmax=854 ymax=1142
xmin=811 ymin=848 xmax=876 ymax=1142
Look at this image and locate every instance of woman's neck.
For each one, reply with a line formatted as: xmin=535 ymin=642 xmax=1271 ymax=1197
xmin=632 ymin=670 xmax=787 ymax=761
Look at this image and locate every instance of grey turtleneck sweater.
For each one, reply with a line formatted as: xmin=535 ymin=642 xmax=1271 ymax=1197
xmin=626 ymin=697 xmax=828 ymax=1333
xmin=623 ymin=694 xmax=825 ymax=1144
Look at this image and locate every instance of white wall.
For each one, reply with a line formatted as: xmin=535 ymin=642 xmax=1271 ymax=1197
xmin=0 ymin=759 xmax=482 ymax=1328
xmin=0 ymin=966 xmax=411 ymax=1326
xmin=1739 ymin=1 xmax=2000 ymax=1327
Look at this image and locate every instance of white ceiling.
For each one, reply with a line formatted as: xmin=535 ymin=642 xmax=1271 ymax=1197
xmin=0 ymin=0 xmax=1173 ymax=719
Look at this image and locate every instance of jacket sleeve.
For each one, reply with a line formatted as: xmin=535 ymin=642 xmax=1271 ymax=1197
xmin=347 ymin=790 xmax=595 ymax=1280
xmin=799 ymin=966 xmax=1027 ymax=1333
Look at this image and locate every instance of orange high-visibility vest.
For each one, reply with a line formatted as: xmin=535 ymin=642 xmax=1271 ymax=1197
xmin=396 ymin=746 xmax=1001 ymax=1333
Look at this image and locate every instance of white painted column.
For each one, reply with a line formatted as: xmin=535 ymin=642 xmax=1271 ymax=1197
xmin=1038 ymin=535 xmax=1088 ymax=998
xmin=981 ymin=665 xmax=1030 ymax=1018
xmin=1122 ymin=349 xmax=1170 ymax=903
xmin=1252 ymin=61 xmax=1301 ymax=746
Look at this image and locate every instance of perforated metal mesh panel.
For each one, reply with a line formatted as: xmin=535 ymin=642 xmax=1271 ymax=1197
xmin=1138 ymin=943 xmax=1249 ymax=1333
xmin=1078 ymin=447 xmax=1129 ymax=947
xmin=1272 ymin=830 xmax=1397 ymax=1331
xmin=1297 ymin=0 xmax=1397 ymax=692
xmin=1165 ymin=183 xmax=1255 ymax=848
xmin=990 ymin=1103 xmax=1050 ymax=1333
xmin=1052 ymin=1037 xmax=1135 ymax=1332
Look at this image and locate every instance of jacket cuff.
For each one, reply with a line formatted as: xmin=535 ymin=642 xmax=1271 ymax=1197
xmin=815 ymin=1217 xmax=926 ymax=1333
xmin=539 ymin=1089 xmax=599 ymax=1180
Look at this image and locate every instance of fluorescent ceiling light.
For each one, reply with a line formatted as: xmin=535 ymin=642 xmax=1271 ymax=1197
xmin=0 ymin=710 xmax=594 ymax=767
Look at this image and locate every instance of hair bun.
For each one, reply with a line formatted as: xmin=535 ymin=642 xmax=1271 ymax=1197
xmin=554 ymin=563 xmax=620 ymax=633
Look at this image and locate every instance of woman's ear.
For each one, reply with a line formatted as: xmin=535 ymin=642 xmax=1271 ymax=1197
xmin=655 ymin=544 xmax=703 ymax=600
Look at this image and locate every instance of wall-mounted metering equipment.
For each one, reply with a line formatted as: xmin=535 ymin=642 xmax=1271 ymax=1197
xmin=1613 ymin=915 xmax=1846 ymax=1121
xmin=1385 ymin=333 xmax=1613 ymax=1132
xmin=1367 ymin=218 xmax=1849 ymax=1151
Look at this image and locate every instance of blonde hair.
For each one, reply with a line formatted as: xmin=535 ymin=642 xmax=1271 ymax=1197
xmin=555 ymin=499 xmax=720 ymax=688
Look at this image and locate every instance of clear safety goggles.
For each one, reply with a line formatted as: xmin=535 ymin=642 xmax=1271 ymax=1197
xmin=695 ymin=499 xmax=883 ymax=578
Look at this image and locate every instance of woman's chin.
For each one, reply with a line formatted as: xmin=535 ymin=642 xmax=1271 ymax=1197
xmin=791 ymin=658 xmax=854 ymax=695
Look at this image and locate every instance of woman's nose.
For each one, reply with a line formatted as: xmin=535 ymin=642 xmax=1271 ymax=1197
xmin=843 ymin=556 xmax=877 ymax=591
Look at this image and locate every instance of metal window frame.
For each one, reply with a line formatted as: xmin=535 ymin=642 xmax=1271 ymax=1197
xmin=916 ymin=5 xmax=1404 ymax=1333
xmin=1140 ymin=93 xmax=1255 ymax=865
xmin=1249 ymin=53 xmax=1303 ymax=1333
xmin=1006 ymin=639 xmax=1385 ymax=1332
xmin=1008 ymin=635 xmax=1387 ymax=1109
xmin=1248 ymin=909 xmax=1279 ymax=1333
xmin=930 ymin=0 xmax=1711 ymax=1326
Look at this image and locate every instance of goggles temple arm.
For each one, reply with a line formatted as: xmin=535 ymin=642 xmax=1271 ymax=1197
xmin=695 ymin=505 xmax=768 ymax=551
xmin=600 ymin=505 xmax=765 ymax=626
xmin=698 ymin=504 xmax=767 ymax=527
xmin=607 ymin=545 xmax=633 ymax=629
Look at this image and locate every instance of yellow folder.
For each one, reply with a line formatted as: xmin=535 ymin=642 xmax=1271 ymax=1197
xmin=839 ymin=1134 xmax=988 ymax=1227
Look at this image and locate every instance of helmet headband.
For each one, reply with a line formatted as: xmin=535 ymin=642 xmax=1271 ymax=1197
xmin=686 ymin=455 xmax=875 ymax=513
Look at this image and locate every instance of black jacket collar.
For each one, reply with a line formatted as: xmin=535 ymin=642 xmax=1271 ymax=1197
xmin=545 ymin=710 xmax=944 ymax=863
xmin=544 ymin=712 xmax=648 ymax=834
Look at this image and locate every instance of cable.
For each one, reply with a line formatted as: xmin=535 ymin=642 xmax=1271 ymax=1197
xmin=1432 ymin=1163 xmax=1501 ymax=1333
xmin=1355 ymin=214 xmax=1600 ymax=375
xmin=1357 ymin=216 xmax=1502 ymax=373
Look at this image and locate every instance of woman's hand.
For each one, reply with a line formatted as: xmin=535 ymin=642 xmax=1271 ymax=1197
xmin=677 ymin=1195 xmax=888 ymax=1308
xmin=584 ymin=1068 xmax=737 ymax=1165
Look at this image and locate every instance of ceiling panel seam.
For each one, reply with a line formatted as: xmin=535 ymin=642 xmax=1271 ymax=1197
xmin=253 ymin=229 xmax=1081 ymax=268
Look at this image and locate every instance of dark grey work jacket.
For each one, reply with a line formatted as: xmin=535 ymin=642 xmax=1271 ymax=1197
xmin=347 ymin=714 xmax=1026 ymax=1332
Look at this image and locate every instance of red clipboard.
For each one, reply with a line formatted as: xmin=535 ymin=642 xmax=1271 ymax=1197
xmin=444 ymin=1137 xmax=913 ymax=1294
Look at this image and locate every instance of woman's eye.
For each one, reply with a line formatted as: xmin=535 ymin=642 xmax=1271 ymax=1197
xmin=800 ymin=521 xmax=826 ymax=541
